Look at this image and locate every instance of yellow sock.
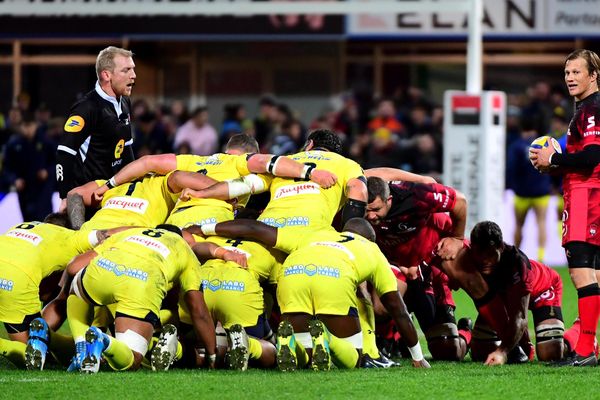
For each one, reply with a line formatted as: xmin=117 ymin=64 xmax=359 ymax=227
xmin=92 ymin=306 xmax=114 ymax=329
xmin=329 ymin=333 xmax=360 ymax=369
xmin=175 ymin=340 xmax=183 ymax=361
xmin=248 ymin=337 xmax=263 ymax=360
xmin=0 ymin=338 xmax=26 ymax=368
xmin=295 ymin=340 xmax=309 ymax=368
xmin=159 ymin=309 xmax=177 ymax=326
xmin=357 ymin=298 xmax=379 ymax=358
xmin=49 ymin=331 xmax=74 ymax=365
xmin=103 ymin=337 xmax=134 ymax=371
xmin=537 ymin=247 xmax=545 ymax=263
xmin=67 ymin=294 xmax=93 ymax=341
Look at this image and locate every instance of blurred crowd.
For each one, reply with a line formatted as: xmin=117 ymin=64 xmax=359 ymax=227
xmin=0 ymin=81 xmax=572 ymax=219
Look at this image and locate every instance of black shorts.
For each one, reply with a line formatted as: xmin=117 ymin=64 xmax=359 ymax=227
xmin=564 ymin=241 xmax=600 ymax=269
xmin=4 ymin=312 xmax=41 ymax=334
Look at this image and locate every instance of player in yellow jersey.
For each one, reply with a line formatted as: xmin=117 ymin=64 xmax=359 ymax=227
xmin=65 ymin=224 xmax=244 ymax=373
xmin=182 ymin=129 xmax=368 ymax=253
xmin=191 ymin=217 xmax=430 ymax=371
xmin=91 ymin=134 xmax=336 ymax=230
xmin=177 ymin=235 xmax=285 ymax=370
xmin=0 ymin=213 xmax=107 ymax=370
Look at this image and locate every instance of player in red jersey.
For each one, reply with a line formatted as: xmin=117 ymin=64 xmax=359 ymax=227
xmin=365 ymin=176 xmax=469 ymax=361
xmin=434 ymin=221 xmax=566 ymax=365
xmin=530 ymin=49 xmax=600 ymax=366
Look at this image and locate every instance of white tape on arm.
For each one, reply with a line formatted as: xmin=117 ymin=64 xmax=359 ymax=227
xmin=88 ymin=230 xmax=100 ymax=247
xmin=227 ymin=178 xmax=253 ymax=198
xmin=242 ymin=174 xmax=267 ymax=194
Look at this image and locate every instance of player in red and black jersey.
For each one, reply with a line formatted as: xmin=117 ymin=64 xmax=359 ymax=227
xmin=433 ymin=221 xmax=566 ymax=364
xmin=365 ymin=176 xmax=469 ymax=361
xmin=530 ymin=49 xmax=600 ymax=367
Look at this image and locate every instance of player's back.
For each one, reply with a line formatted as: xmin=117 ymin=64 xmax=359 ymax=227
xmin=203 ymin=236 xmax=284 ymax=282
xmin=82 ymin=174 xmax=176 ymax=230
xmin=282 ymin=228 xmax=396 ymax=295
xmin=261 ymin=150 xmax=363 ymax=227
xmin=172 ymin=153 xmax=253 ymax=212
xmin=94 ymin=227 xmax=198 ymax=285
xmin=0 ymin=222 xmax=90 ymax=282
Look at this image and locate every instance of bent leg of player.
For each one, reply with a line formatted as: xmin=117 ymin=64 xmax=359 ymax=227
xmin=0 ymin=337 xmax=26 ymax=368
xmin=356 ymin=293 xmax=380 ymax=359
xmin=243 ymin=315 xmax=277 ymax=369
xmin=531 ymin=271 xmax=566 ymax=361
xmin=470 ymin=317 xmax=500 ymax=362
xmin=318 ymin=314 xmax=362 ymax=370
xmin=535 ymin=318 xmax=565 ymax=361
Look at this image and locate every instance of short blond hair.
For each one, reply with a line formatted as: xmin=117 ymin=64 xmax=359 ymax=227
xmin=95 ymin=46 xmax=134 ymax=79
xmin=566 ymin=49 xmax=600 ymax=86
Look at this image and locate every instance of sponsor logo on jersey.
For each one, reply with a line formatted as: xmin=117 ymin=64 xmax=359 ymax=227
xmin=195 ymin=155 xmax=223 ymax=167
xmin=273 ymin=183 xmax=320 ymax=200
xmin=6 ymin=229 xmax=42 ymax=246
xmin=114 ymin=139 xmax=125 ymax=159
xmin=125 ymin=235 xmax=171 ymax=258
xmin=202 ymin=279 xmax=245 ymax=292
xmin=533 ymin=287 xmax=555 ymax=304
xmin=0 ymin=278 xmax=14 ymax=291
xmin=96 ymin=257 xmax=148 ymax=282
xmin=183 ymin=218 xmax=218 ymax=227
xmin=64 ymin=115 xmax=85 ymax=132
xmin=103 ymin=197 xmax=149 ymax=214
xmin=292 ymin=152 xmax=331 ymax=161
xmin=310 ymin=241 xmax=355 ymax=260
xmin=259 ymin=216 xmax=310 ymax=228
xmin=284 ymin=263 xmax=340 ymax=278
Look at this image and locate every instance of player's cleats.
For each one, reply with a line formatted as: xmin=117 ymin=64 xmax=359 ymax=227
xmin=506 ymin=345 xmax=530 ymax=364
xmin=151 ymin=324 xmax=178 ymax=371
xmin=457 ymin=317 xmax=473 ymax=332
xmin=25 ymin=318 xmax=49 ymax=371
xmin=227 ymin=324 xmax=249 ymax=371
xmin=67 ymin=340 xmax=88 ymax=372
xmin=309 ymin=319 xmax=331 ymax=371
xmin=361 ymin=353 xmax=400 ymax=368
xmin=81 ymin=326 xmax=109 ymax=374
xmin=276 ymin=320 xmax=297 ymax=372
xmin=552 ymin=352 xmax=598 ymax=367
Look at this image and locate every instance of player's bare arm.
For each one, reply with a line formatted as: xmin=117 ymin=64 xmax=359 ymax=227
xmin=191 ymin=241 xmax=248 ymax=269
xmin=436 ymin=190 xmax=468 ymax=260
xmin=365 ymin=167 xmax=436 ymax=184
xmin=184 ymin=290 xmax=217 ymax=369
xmin=247 ymin=154 xmax=337 ymax=188
xmin=167 ymin=170 xmax=218 ymax=194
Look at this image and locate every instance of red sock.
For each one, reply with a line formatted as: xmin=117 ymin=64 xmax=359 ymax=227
xmin=458 ymin=329 xmax=472 ymax=346
xmin=575 ymin=285 xmax=600 ymax=356
xmin=563 ymin=318 xmax=580 ymax=353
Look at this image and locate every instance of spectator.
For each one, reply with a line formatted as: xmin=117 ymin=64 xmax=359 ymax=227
xmin=133 ymin=111 xmax=170 ymax=157
xmin=173 ymin=106 xmax=218 ymax=156
xmin=253 ymin=95 xmax=277 ymax=148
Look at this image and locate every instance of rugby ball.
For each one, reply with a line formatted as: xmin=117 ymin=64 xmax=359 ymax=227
xmin=529 ymin=136 xmax=562 ymax=167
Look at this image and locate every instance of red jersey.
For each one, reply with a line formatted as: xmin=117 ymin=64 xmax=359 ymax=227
xmin=373 ymin=181 xmax=456 ymax=266
xmin=563 ymin=91 xmax=600 ymax=191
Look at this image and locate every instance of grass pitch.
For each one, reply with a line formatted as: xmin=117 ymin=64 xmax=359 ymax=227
xmin=0 ymin=267 xmax=593 ymax=400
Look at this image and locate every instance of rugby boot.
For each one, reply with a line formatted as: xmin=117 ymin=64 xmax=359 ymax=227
xmin=81 ymin=326 xmax=109 ymax=373
xmin=552 ymin=351 xmax=598 ymax=367
xmin=151 ymin=324 xmax=179 ymax=371
xmin=361 ymin=353 xmax=400 ymax=368
xmin=227 ymin=324 xmax=250 ymax=371
xmin=67 ymin=340 xmax=88 ymax=372
xmin=276 ymin=320 xmax=297 ymax=372
xmin=25 ymin=318 xmax=49 ymax=371
xmin=309 ymin=319 xmax=331 ymax=371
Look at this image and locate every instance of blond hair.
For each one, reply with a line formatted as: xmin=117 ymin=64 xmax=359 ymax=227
xmin=566 ymin=49 xmax=600 ymax=86
xmin=95 ymin=46 xmax=133 ymax=79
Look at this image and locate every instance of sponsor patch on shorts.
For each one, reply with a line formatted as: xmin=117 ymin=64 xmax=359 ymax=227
xmin=202 ymin=279 xmax=245 ymax=292
xmin=96 ymin=257 xmax=148 ymax=282
xmin=284 ymin=264 xmax=340 ymax=278
xmin=259 ymin=216 xmax=309 ymax=228
xmin=0 ymin=278 xmax=14 ymax=291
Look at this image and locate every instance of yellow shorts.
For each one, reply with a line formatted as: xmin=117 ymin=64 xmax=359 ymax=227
xmin=258 ymin=211 xmax=330 ymax=254
xmin=166 ymin=205 xmax=234 ymax=229
xmin=0 ymin=262 xmax=40 ymax=324
xmin=82 ymin=254 xmax=166 ymax=323
xmin=514 ymin=194 xmax=550 ymax=216
xmin=276 ymin=253 xmax=358 ymax=316
xmin=179 ymin=262 xmax=263 ymax=329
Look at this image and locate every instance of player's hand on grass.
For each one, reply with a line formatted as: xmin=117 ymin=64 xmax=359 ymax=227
xmin=436 ymin=237 xmax=463 ymax=260
xmin=412 ymin=358 xmax=431 ymax=368
xmin=310 ymin=169 xmax=338 ymax=188
xmin=484 ymin=348 xmax=508 ymax=366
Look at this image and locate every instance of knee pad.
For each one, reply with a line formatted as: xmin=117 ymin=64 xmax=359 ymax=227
xmin=216 ymin=324 xmax=227 ymax=348
xmin=472 ymin=321 xmax=500 ymax=344
xmin=116 ymin=329 xmax=149 ymax=356
xmin=535 ymin=321 xmax=565 ymax=343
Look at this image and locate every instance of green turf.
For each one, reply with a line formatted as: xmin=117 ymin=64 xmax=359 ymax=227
xmin=0 ymin=267 xmax=593 ymax=400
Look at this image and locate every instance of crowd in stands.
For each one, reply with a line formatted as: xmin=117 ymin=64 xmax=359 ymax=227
xmin=0 ymin=81 xmax=573 ymax=218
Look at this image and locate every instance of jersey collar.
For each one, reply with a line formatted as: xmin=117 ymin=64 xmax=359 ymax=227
xmin=95 ymin=81 xmax=123 ymax=116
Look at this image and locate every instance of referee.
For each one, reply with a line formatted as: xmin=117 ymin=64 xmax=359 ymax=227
xmin=56 ymin=46 xmax=136 ymax=209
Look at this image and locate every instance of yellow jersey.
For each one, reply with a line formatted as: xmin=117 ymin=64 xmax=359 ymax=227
xmin=259 ymin=150 xmax=364 ymax=229
xmin=81 ymin=173 xmax=177 ymax=231
xmin=92 ymin=227 xmax=200 ymax=291
xmin=281 ymin=229 xmax=397 ymax=296
xmin=0 ymin=222 xmax=94 ymax=284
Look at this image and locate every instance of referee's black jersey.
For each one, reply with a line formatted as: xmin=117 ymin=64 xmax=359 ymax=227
xmin=56 ymin=86 xmax=135 ymax=198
